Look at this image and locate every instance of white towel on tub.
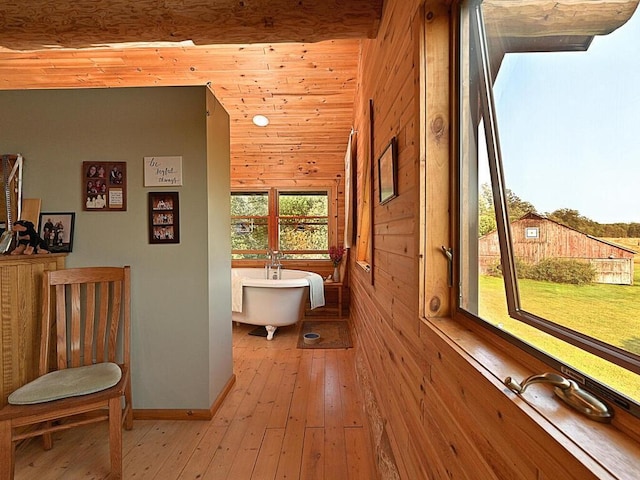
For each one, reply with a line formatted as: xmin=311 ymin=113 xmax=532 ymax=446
xmin=306 ymin=272 xmax=325 ymax=309
xmin=232 ymin=274 xmax=243 ymax=312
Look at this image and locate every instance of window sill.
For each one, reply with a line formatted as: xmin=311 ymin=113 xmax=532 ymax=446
xmin=421 ymin=315 xmax=640 ymax=479
xmin=355 ymin=260 xmax=371 ymax=272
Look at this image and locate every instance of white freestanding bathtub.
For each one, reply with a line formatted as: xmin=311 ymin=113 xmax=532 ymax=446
xmin=231 ymin=268 xmax=325 ymax=340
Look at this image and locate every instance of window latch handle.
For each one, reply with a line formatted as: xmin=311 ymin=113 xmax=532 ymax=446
xmin=441 ymin=246 xmax=453 ymax=287
xmin=504 ymin=372 xmax=613 ymax=422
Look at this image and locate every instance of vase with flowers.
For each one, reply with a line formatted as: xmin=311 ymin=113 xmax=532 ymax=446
xmin=329 ymin=245 xmax=345 ymax=282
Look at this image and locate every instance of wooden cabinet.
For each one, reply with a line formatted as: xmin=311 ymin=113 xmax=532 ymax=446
xmin=0 ymin=253 xmax=66 ymax=407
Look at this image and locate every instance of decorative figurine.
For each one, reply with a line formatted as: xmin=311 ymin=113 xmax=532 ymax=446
xmin=10 ymin=220 xmax=50 ymax=255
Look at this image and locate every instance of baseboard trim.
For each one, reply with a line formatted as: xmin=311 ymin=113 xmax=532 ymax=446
xmin=208 ymin=373 xmax=237 ymax=417
xmin=132 ymin=373 xmax=237 ymax=421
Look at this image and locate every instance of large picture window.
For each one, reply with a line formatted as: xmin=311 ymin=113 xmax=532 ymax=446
xmin=458 ymin=0 xmax=640 ymax=417
xmin=231 ymin=189 xmax=330 ymax=260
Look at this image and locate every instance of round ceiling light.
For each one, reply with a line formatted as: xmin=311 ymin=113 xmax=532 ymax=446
xmin=252 ymin=114 xmax=270 ymax=127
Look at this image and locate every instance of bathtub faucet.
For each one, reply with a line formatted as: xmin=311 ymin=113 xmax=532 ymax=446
xmin=266 ymin=249 xmax=284 ymax=279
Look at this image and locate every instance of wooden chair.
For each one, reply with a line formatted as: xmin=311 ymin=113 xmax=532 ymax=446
xmin=0 ymin=266 xmax=133 ymax=479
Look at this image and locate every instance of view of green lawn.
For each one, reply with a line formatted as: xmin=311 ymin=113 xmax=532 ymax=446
xmin=478 ymin=244 xmax=640 ymax=403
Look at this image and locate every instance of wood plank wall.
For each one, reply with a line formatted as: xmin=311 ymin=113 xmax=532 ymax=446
xmin=350 ymin=0 xmax=426 ymax=475
xmin=350 ymin=0 xmax=640 ymax=479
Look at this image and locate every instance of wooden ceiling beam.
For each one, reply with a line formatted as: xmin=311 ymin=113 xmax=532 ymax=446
xmin=0 ymin=0 xmax=382 ymax=50
xmin=0 ymin=4 xmax=364 ymax=175
xmin=483 ymin=0 xmax=639 ymax=38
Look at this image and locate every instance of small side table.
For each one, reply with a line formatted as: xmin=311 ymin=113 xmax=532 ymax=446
xmin=323 ymin=280 xmax=345 ymax=317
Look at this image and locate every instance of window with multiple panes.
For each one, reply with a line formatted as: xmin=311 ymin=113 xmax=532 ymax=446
xmin=231 ymin=189 xmax=330 ymax=260
xmin=458 ymin=0 xmax=640 ymax=417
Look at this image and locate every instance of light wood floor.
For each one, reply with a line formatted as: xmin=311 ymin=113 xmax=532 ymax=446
xmin=14 ymin=317 xmax=377 ymax=479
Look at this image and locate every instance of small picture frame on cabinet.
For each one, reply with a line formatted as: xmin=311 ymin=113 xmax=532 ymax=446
xmin=148 ymin=192 xmax=179 ymax=244
xmin=38 ymin=212 xmax=75 ymax=253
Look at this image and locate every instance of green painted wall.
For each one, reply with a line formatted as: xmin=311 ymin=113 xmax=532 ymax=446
xmin=0 ymin=86 xmax=232 ymax=410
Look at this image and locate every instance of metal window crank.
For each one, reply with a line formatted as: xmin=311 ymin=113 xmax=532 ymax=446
xmin=504 ymin=372 xmax=613 ymax=422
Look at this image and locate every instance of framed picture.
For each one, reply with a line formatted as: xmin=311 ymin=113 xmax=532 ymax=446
xmin=38 ymin=212 xmax=75 ymax=253
xmin=148 ymin=192 xmax=180 ymax=244
xmin=378 ymin=137 xmax=398 ymax=205
xmin=144 ymin=156 xmax=183 ymax=187
xmin=83 ymin=161 xmax=127 ymax=211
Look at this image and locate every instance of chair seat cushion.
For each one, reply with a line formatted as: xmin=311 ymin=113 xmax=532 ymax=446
xmin=8 ymin=362 xmax=122 ymax=405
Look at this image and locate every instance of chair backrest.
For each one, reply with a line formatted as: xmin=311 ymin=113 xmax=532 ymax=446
xmin=39 ymin=266 xmax=131 ymax=374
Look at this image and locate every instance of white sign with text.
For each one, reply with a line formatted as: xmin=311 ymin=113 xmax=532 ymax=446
xmin=144 ymin=156 xmax=183 ymax=186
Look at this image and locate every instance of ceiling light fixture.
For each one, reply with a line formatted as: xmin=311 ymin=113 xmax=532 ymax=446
xmin=252 ymin=114 xmax=269 ymax=127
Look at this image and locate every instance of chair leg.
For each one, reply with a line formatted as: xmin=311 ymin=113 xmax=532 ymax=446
xmin=42 ymin=421 xmax=53 ymax=450
xmin=0 ymin=419 xmax=15 ymax=480
xmin=123 ymin=380 xmax=133 ymax=430
xmin=109 ymin=397 xmax=123 ymax=479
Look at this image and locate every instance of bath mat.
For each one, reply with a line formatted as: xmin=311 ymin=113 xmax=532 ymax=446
xmin=248 ymin=326 xmax=270 ymax=337
xmin=297 ymin=320 xmax=353 ymax=349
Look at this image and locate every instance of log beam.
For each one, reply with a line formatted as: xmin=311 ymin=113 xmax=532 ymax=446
xmin=0 ymin=0 xmax=382 ymax=50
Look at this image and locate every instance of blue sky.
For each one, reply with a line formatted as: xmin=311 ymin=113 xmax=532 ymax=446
xmin=482 ymin=6 xmax=640 ymax=224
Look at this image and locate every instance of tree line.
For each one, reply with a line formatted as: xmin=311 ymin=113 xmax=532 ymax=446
xmin=478 ymin=183 xmax=640 ymax=238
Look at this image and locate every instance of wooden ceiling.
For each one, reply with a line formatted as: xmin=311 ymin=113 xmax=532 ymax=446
xmin=0 ymin=0 xmax=383 ymax=175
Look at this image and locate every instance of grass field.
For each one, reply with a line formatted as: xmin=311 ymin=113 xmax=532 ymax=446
xmin=477 ymin=240 xmax=640 ymax=402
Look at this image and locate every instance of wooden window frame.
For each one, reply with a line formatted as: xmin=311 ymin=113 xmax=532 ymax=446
xmin=456 ymin=0 xmax=640 ymax=418
xmin=231 ymin=187 xmax=334 ymax=260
